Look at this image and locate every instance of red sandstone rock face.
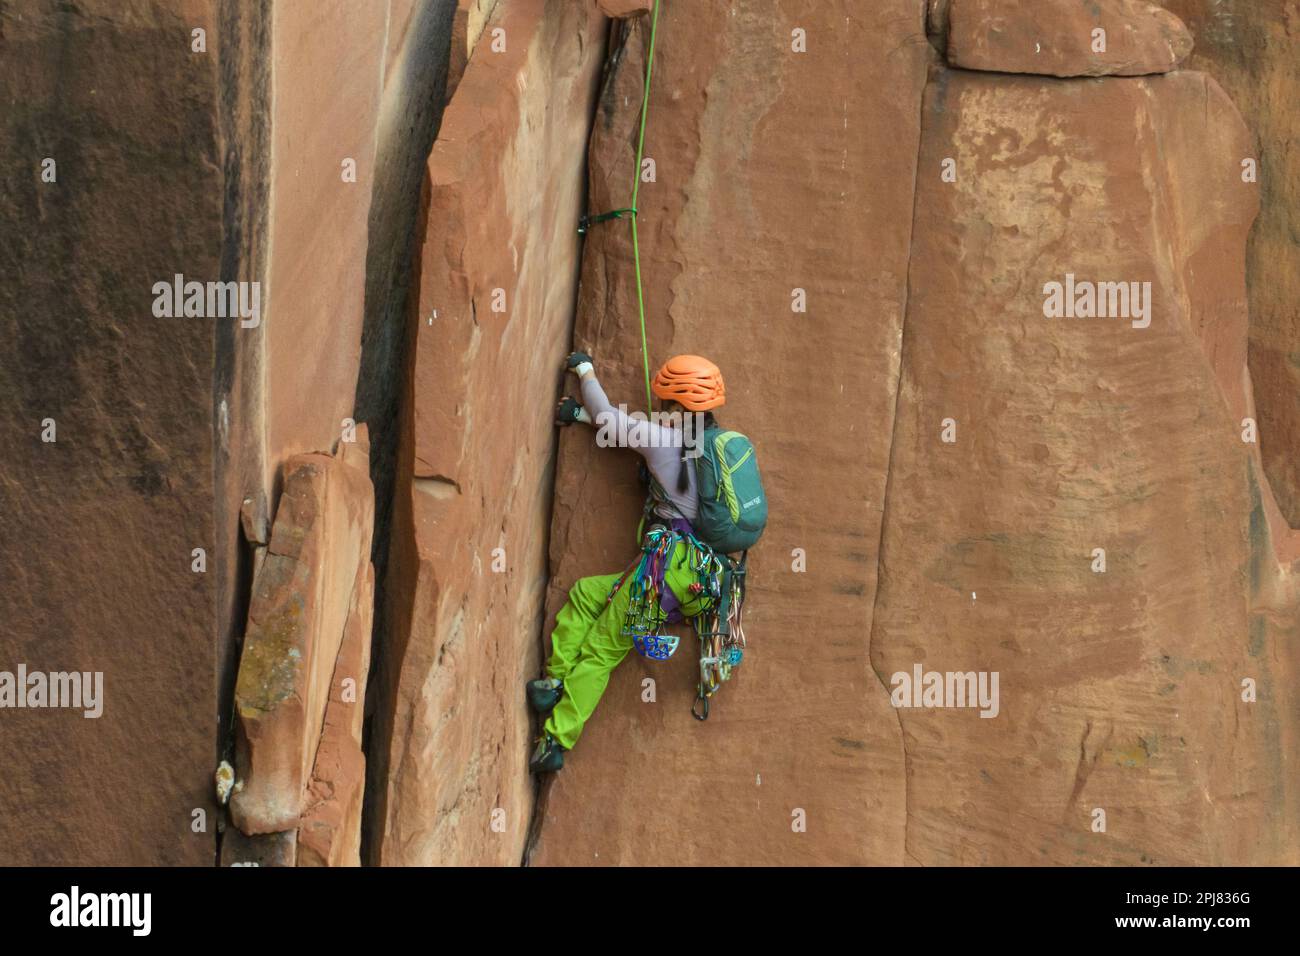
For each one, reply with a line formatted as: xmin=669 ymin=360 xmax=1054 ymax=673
xmin=530 ymin=1 xmax=932 ymax=866
xmin=523 ymin=0 xmax=1298 ymax=866
xmin=298 ymin=560 xmax=373 ymax=867
xmin=231 ymin=431 xmax=374 ymax=839
xmin=3 ymin=0 xmax=1297 ymax=871
xmin=598 ymin=0 xmax=652 ymax=18
xmin=948 ymin=0 xmax=1193 ymax=76
xmin=0 ymin=0 xmax=229 ymax=867
xmin=872 ymin=67 xmax=1296 ymax=865
xmin=1157 ymin=0 xmax=1300 ymax=859
xmin=928 ymin=0 xmax=952 ymax=38
xmin=371 ymin=0 xmax=607 ymax=866
xmin=1156 ymin=0 xmax=1300 ymax=531
xmin=220 ymin=827 xmax=298 ymax=867
xmin=1 ymin=0 xmax=453 ymax=864
xmin=448 ymin=0 xmax=502 ymax=96
xmin=261 ymin=1 xmax=393 ymax=487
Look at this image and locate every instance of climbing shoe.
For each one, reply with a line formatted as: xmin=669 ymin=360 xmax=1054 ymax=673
xmin=526 ymin=677 xmax=564 ymax=715
xmin=529 ymin=733 xmax=565 ymax=774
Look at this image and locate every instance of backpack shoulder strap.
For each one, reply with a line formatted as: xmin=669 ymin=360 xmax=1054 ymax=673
xmin=638 ymin=472 xmax=679 ymax=543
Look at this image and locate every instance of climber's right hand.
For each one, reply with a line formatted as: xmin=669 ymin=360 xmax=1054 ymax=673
xmin=565 ymin=351 xmax=594 ymax=376
xmin=555 ymin=397 xmax=585 ymax=426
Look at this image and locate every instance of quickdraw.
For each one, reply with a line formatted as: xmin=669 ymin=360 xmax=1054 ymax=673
xmin=691 ymin=552 xmax=747 ymax=721
xmin=616 ymin=526 xmax=680 ymax=639
xmin=577 ymin=207 xmax=637 ymax=235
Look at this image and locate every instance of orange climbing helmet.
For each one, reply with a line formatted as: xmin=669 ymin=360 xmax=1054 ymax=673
xmin=651 ymin=354 xmax=726 ymax=412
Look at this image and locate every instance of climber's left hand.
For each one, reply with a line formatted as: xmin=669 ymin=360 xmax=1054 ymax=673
xmin=565 ymin=351 xmax=594 ymax=377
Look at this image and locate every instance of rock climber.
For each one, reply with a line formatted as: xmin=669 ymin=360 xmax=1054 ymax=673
xmin=526 ymin=352 xmax=727 ymax=773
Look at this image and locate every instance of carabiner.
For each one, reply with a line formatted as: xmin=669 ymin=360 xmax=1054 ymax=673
xmin=692 ymin=688 xmax=710 ymax=721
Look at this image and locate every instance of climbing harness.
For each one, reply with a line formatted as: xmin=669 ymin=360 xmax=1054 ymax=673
xmin=644 ymin=481 xmax=749 ymax=721
xmin=616 ymin=525 xmax=682 ymax=639
xmin=611 ymin=525 xmax=719 ymax=630
xmin=617 ymin=486 xmax=751 ymax=719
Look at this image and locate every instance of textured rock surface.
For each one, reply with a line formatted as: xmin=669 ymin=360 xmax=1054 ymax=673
xmin=220 ymin=827 xmax=298 ymax=867
xmin=871 ymin=66 xmax=1297 ymax=865
xmin=352 ymin=0 xmax=461 ymax=669
xmin=448 ymin=0 xmax=501 ymax=95
xmin=231 ymin=432 xmax=374 ymax=835
xmin=529 ymin=1 xmax=931 ymax=866
xmin=598 ymin=0 xmax=652 ymax=18
xmin=0 ymin=0 xmax=456 ymax=864
xmin=1156 ymin=0 xmax=1300 ymax=529
xmin=370 ymin=0 xmax=606 ymax=866
xmin=928 ymin=0 xmax=953 ymax=39
xmin=298 ymin=560 xmax=373 ymax=867
xmin=524 ymin=1 xmax=1299 ymax=866
xmin=3 ymin=0 xmax=1297 ymax=870
xmin=948 ymin=0 xmax=1193 ymax=76
xmin=0 ymin=0 xmax=234 ymax=866
xmin=262 ymin=1 xmax=390 ymax=487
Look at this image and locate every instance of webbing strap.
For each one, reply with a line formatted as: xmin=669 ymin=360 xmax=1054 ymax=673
xmin=577 ymin=207 xmax=636 ymax=234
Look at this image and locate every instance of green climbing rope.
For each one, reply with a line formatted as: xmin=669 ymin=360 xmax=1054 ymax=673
xmin=574 ymin=2 xmax=662 ymax=411
xmin=631 ymin=0 xmax=662 ymax=412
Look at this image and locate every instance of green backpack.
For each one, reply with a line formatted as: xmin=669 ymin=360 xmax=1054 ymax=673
xmin=693 ymin=426 xmax=766 ymax=554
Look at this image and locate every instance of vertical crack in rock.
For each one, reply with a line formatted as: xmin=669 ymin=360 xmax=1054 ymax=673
xmin=366 ymin=0 xmax=607 ymax=866
xmin=1156 ymin=0 xmax=1300 ymax=533
xmin=530 ymin=1 xmax=929 ymax=866
xmin=214 ymin=0 xmax=273 ymax=868
xmin=869 ymin=53 xmax=942 ymax=867
xmin=520 ymin=14 xmax=621 ymax=869
xmin=353 ymin=0 xmax=460 ymax=864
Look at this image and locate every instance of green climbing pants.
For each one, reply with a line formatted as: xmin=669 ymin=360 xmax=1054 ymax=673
xmin=544 ymin=539 xmax=711 ymax=750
